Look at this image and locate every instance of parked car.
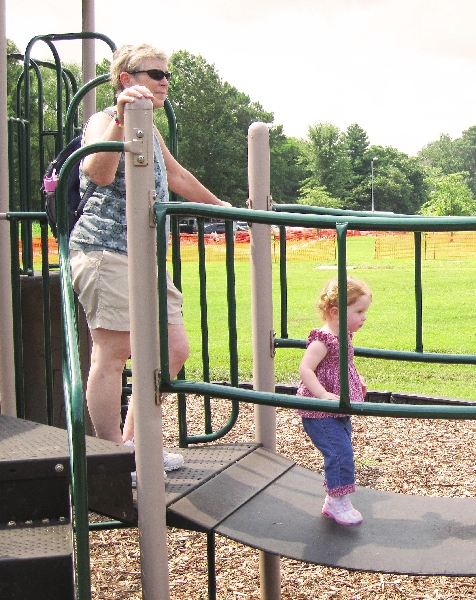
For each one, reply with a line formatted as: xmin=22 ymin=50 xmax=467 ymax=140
xmin=235 ymin=221 xmax=249 ymax=231
xmin=203 ymin=222 xmax=226 ymax=234
xmin=179 ymin=218 xmax=198 ymax=233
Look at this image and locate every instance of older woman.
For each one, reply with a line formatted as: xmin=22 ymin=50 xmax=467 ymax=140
xmin=69 ymin=44 xmax=230 ymax=473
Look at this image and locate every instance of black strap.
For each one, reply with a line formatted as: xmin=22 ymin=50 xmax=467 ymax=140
xmin=75 ymin=181 xmax=97 ymax=217
xmin=75 ymin=106 xmax=119 ymax=217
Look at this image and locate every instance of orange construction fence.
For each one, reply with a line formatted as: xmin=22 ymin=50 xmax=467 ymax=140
xmin=374 ymin=231 xmax=476 ymax=260
xmin=25 ymin=230 xmax=476 ymax=266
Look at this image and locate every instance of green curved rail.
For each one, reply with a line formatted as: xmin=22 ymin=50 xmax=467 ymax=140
xmin=56 ymin=141 xmax=124 ymax=600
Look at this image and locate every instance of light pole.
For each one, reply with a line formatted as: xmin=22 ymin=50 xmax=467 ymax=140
xmin=371 ymin=157 xmax=378 ymax=212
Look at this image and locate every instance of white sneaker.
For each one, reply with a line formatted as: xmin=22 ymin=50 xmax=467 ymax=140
xmin=124 ymin=440 xmax=169 ymax=486
xmin=163 ymin=450 xmax=184 ymax=472
xmin=124 ymin=441 xmax=181 ymax=485
xmin=322 ymin=494 xmax=363 ymax=525
xmin=130 ymin=470 xmax=166 ymax=488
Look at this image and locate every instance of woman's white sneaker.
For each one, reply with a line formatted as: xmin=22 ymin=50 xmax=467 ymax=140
xmin=163 ymin=450 xmax=184 ymax=471
xmin=124 ymin=440 xmax=178 ymax=487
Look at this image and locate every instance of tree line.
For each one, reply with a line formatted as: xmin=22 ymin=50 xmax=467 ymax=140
xmin=7 ymin=39 xmax=476 ymax=216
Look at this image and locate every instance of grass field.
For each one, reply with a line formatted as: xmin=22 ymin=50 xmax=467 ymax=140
xmin=178 ymin=235 xmax=476 ymax=401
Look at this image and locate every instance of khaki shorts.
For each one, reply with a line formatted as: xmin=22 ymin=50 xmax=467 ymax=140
xmin=70 ymin=249 xmax=184 ymax=331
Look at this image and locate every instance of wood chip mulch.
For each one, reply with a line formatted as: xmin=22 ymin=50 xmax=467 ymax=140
xmin=89 ymin=395 xmax=476 ymax=599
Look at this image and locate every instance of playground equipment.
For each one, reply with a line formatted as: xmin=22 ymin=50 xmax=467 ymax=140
xmin=4 ymin=34 xmax=476 ymax=600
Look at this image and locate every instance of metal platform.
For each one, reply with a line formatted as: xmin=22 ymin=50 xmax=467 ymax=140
xmin=164 ymin=444 xmax=476 ymax=576
xmin=0 ymin=521 xmax=74 ymax=600
xmin=3 ymin=414 xmax=476 ymax=580
xmin=0 ymin=413 xmax=136 ymax=522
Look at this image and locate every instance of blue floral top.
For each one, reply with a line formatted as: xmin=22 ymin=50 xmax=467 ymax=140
xmin=69 ymin=126 xmax=168 ymax=255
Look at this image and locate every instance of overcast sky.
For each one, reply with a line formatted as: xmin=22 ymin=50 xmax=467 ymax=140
xmin=6 ymin=0 xmax=476 ymax=156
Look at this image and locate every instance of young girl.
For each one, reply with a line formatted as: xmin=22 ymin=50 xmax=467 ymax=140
xmin=296 ymin=276 xmax=372 ymax=526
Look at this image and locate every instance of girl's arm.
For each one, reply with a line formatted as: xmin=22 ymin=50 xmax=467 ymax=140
xmin=298 ymin=340 xmax=339 ymax=400
xmin=157 ymin=132 xmax=231 ymax=207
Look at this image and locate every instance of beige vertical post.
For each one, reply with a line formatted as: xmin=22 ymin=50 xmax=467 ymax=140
xmin=82 ymin=0 xmax=96 ymax=122
xmin=248 ymin=121 xmax=281 ymax=599
xmin=0 ymin=0 xmax=16 ymax=416
xmin=125 ymin=99 xmax=170 ymax=600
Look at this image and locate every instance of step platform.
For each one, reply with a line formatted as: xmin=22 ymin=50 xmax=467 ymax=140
xmin=0 ymin=414 xmax=135 ymax=600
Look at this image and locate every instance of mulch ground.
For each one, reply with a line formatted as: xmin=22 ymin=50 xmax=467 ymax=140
xmin=89 ymin=395 xmax=476 ymax=599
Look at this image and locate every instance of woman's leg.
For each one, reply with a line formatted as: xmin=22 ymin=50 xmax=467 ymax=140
xmin=122 ymin=322 xmax=190 ymax=442
xmin=87 ymin=327 xmax=131 ymax=444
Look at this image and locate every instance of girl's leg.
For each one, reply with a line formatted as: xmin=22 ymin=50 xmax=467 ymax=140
xmin=302 ymin=416 xmax=355 ymax=494
xmin=302 ymin=417 xmax=362 ymax=525
xmin=87 ymin=327 xmax=131 ymax=444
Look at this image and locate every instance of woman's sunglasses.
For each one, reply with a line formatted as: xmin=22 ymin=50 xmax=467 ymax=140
xmin=127 ymin=69 xmax=171 ymax=81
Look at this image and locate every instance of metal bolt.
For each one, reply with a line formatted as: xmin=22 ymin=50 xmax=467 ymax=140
xmin=136 ymin=130 xmax=144 ymax=138
xmin=55 ymin=463 xmax=64 ymax=473
xmin=137 ymin=155 xmax=145 ymax=164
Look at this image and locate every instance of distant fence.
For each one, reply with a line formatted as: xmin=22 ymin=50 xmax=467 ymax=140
xmin=24 ymin=237 xmax=60 ymax=265
xmin=26 ymin=230 xmax=476 ymax=266
xmin=374 ymin=231 xmax=476 ymax=260
xmin=178 ymin=228 xmax=337 ymax=262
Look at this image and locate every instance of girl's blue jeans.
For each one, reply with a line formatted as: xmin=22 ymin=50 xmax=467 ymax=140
xmin=302 ymin=416 xmax=355 ymax=495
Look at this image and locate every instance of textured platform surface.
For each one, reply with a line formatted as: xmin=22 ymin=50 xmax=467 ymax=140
xmin=216 ymin=464 xmax=476 ymax=575
xmin=0 ymin=413 xmax=135 ymax=481
xmin=164 ymin=446 xmax=476 ymax=576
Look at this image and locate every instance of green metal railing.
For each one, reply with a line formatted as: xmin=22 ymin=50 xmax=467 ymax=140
xmin=168 ymin=215 xmax=241 ymax=446
xmin=8 ymin=34 xmax=118 ymax=428
xmin=154 ymin=201 xmax=476 ymax=421
xmin=56 ymin=141 xmax=124 ymax=600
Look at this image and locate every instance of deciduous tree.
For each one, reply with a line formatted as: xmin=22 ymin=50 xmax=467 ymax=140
xmin=420 ymin=171 xmax=476 ymax=216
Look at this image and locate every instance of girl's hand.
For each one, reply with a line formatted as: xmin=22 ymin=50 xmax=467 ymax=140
xmin=321 ymin=391 xmax=339 ymax=400
xmin=360 ymin=375 xmax=368 ymax=398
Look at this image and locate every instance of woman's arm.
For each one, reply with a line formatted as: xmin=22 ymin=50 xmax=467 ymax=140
xmin=81 ymin=111 xmax=124 ymax=186
xmin=158 ymin=132 xmax=231 ymax=207
xmin=298 ymin=340 xmax=338 ymax=400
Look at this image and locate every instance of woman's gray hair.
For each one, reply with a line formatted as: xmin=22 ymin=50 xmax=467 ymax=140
xmin=110 ymin=44 xmax=168 ymax=92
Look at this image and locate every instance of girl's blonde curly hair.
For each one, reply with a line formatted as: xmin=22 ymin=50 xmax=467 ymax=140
xmin=317 ymin=276 xmax=372 ymax=321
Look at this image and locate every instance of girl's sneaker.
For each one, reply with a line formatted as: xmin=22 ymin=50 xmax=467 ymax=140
xmin=322 ymin=494 xmax=363 ymax=525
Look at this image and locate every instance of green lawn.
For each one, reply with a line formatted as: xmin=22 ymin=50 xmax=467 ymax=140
xmin=179 ymin=236 xmax=476 ymax=401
